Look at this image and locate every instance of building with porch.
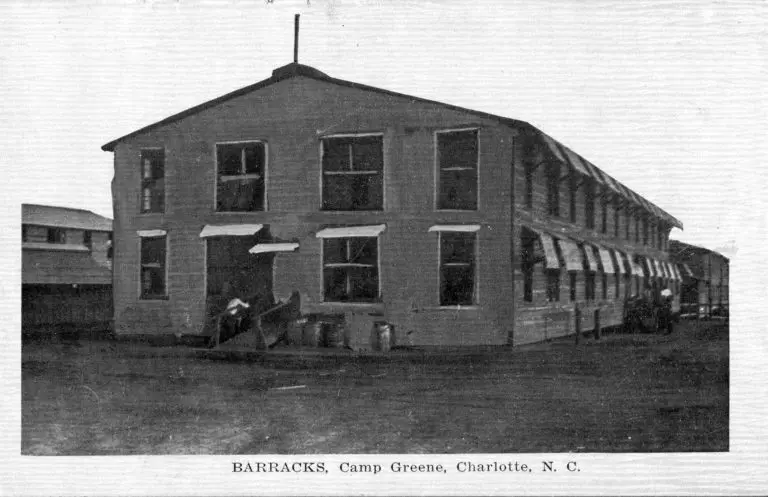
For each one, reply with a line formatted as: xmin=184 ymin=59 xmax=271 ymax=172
xmin=101 ymin=61 xmax=683 ymax=347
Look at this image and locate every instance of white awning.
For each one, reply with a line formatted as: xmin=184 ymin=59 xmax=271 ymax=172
xmin=611 ymin=249 xmax=625 ymax=275
xmin=199 ymin=224 xmax=264 ymax=238
xmin=559 ymin=239 xmax=583 ymax=272
xmin=316 ymin=224 xmax=386 ymax=238
xmin=582 ymin=244 xmax=599 ymax=272
xmin=428 ymin=224 xmax=481 ymax=233
xmin=137 ymin=229 xmax=166 ymax=237
xmin=662 ymin=261 xmax=672 ymax=279
xmin=672 ymin=264 xmax=682 ymax=281
xmin=539 ymin=233 xmax=560 ymax=269
xmin=643 ymin=258 xmax=656 ymax=277
xmin=249 ymin=243 xmax=299 ymax=254
xmin=598 ymin=247 xmax=616 ymax=274
xmin=653 ymin=259 xmax=664 ymax=278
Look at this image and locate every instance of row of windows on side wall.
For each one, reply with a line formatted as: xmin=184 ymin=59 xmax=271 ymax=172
xmin=138 ymin=231 xmax=479 ymax=306
xmin=137 ymin=129 xmax=480 ymax=214
xmin=525 ymin=270 xmax=680 ymax=304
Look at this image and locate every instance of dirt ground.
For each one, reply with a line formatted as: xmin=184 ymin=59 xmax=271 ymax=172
xmin=21 ymin=320 xmax=728 ymax=455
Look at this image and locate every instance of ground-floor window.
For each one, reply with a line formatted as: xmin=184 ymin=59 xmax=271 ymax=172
xmin=615 ymin=273 xmax=620 ymax=298
xmin=546 ymin=269 xmax=560 ymax=302
xmin=440 ymin=231 xmax=476 ymax=306
xmin=140 ymin=235 xmax=167 ymax=299
xmin=601 ymin=273 xmax=608 ymax=300
xmin=322 ymin=237 xmax=379 ymax=302
xmin=521 ymin=232 xmax=536 ymax=302
xmin=585 ymin=272 xmax=595 ymax=301
xmin=569 ymin=272 xmax=577 ymax=301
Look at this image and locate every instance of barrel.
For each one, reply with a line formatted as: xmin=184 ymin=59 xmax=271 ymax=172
xmin=372 ymin=321 xmax=394 ymax=352
xmin=324 ymin=322 xmax=347 ymax=348
xmin=302 ymin=321 xmax=324 ymax=347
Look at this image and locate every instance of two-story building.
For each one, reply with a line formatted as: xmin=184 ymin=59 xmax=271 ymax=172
xmin=670 ymin=240 xmax=729 ymax=318
xmin=101 ymin=62 xmax=683 ymax=347
xmin=21 ymin=204 xmax=113 ymax=333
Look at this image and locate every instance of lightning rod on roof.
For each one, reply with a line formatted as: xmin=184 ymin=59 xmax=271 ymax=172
xmin=294 ymin=14 xmax=300 ymax=63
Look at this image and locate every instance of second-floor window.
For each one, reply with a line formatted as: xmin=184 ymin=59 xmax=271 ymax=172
xmin=47 ymin=228 xmax=65 ymax=244
xmin=642 ymin=217 xmax=649 ymax=246
xmin=601 ymin=196 xmax=608 ymax=233
xmin=83 ymin=230 xmax=92 ymax=250
xmin=437 ymin=129 xmax=478 ymax=210
xmin=216 ymin=142 xmax=266 ymax=212
xmin=546 ymin=165 xmax=560 ymax=217
xmin=321 ymin=135 xmax=383 ymax=211
xmin=584 ymin=181 xmax=595 ymax=229
xmin=569 ymin=175 xmax=577 ymax=223
xmin=140 ymin=149 xmax=165 ymax=213
xmin=614 ymin=201 xmax=620 ymax=237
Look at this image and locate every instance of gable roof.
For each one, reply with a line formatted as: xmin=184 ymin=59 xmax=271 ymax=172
xmin=101 ymin=62 xmax=682 ymax=229
xmin=22 ymin=204 xmax=112 ymax=231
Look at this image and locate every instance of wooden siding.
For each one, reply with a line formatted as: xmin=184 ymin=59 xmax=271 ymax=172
xmin=111 ymin=76 xmax=515 ymax=344
xmin=22 ymin=230 xmax=112 ymax=285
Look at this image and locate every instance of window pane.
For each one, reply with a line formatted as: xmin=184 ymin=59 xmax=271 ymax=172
xmin=349 ymin=237 xmax=377 ymax=265
xmin=322 ymin=138 xmax=351 ymax=172
xmin=348 ymin=266 xmax=379 ymax=301
xmin=323 ymin=238 xmax=348 ymax=264
xmin=569 ymin=272 xmax=577 ymax=301
xmin=438 ymin=169 xmax=478 ymax=210
xmin=441 ymin=232 xmax=475 ymax=264
xmin=438 ymin=130 xmax=478 ymax=170
xmin=141 ymin=267 xmax=165 ymax=297
xmin=141 ymin=150 xmax=164 ymax=179
xmin=216 ymin=177 xmax=265 ymax=212
xmin=352 ymin=136 xmax=383 ymax=172
xmin=243 ymin=143 xmax=265 ymax=174
xmin=322 ymin=174 xmax=382 ymax=211
xmin=441 ymin=265 xmax=474 ymax=305
xmin=141 ymin=236 xmax=166 ymax=265
xmin=217 ymin=144 xmax=243 ymax=175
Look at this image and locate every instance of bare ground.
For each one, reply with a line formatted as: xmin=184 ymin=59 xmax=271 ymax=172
xmin=21 ymin=320 xmax=728 ymax=454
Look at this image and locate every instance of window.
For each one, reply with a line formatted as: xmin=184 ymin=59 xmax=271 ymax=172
xmin=569 ymin=272 xmax=577 ymax=301
xmin=634 ymin=216 xmax=640 ymax=243
xmin=546 ymin=270 xmax=560 ymax=302
xmin=601 ymin=197 xmax=608 ymax=233
xmin=658 ymin=227 xmax=663 ymax=250
xmin=107 ymin=232 xmax=113 ymax=260
xmin=546 ymin=165 xmax=560 ymax=217
xmin=585 ymin=272 xmax=595 ymax=301
xmin=625 ymin=210 xmax=630 ymax=240
xmin=21 ymin=225 xmax=28 ymax=242
xmin=47 ymin=228 xmax=65 ymax=244
xmin=140 ymin=235 xmax=167 ymax=299
xmin=83 ymin=231 xmax=92 ymax=250
xmin=584 ymin=181 xmax=595 ymax=229
xmin=521 ymin=233 xmax=535 ymax=302
xmin=322 ymin=135 xmax=383 ymax=211
xmin=437 ymin=129 xmax=478 ymax=210
xmin=323 ymin=237 xmax=379 ymax=302
xmin=216 ymin=142 xmax=266 ymax=212
xmin=140 ymin=149 xmax=165 ymax=213
xmin=602 ymin=273 xmax=608 ymax=300
xmin=613 ymin=202 xmax=620 ymax=237
xmin=569 ymin=176 xmax=577 ymax=223
xmin=440 ymin=232 xmax=476 ymax=305
xmin=615 ymin=272 xmax=620 ymax=298
xmin=642 ymin=217 xmax=649 ymax=246
xmin=525 ymin=165 xmax=534 ymax=209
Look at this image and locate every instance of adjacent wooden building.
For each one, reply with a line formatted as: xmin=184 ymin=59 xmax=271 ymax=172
xmin=101 ymin=62 xmax=684 ymax=347
xmin=21 ymin=204 xmax=113 ymax=333
xmin=669 ymin=240 xmax=729 ymax=318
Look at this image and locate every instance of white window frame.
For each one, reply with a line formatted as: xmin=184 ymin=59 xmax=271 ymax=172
xmin=319 ymin=233 xmax=382 ymax=304
xmin=319 ymin=132 xmax=385 ymax=212
xmin=214 ymin=140 xmax=269 ymax=213
xmin=138 ymin=230 xmax=169 ymax=300
xmin=436 ymin=229 xmax=479 ymax=308
xmin=434 ymin=127 xmax=481 ymax=212
xmin=139 ymin=147 xmax=166 ymax=215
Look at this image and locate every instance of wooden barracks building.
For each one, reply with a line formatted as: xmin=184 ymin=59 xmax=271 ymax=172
xmin=102 ymin=54 xmax=685 ymax=347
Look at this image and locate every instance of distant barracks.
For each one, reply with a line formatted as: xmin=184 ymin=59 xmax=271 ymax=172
xmin=102 ymin=62 xmax=684 ymax=347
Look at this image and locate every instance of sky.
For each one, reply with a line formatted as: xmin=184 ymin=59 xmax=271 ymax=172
xmin=2 ymin=0 xmax=766 ymax=258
